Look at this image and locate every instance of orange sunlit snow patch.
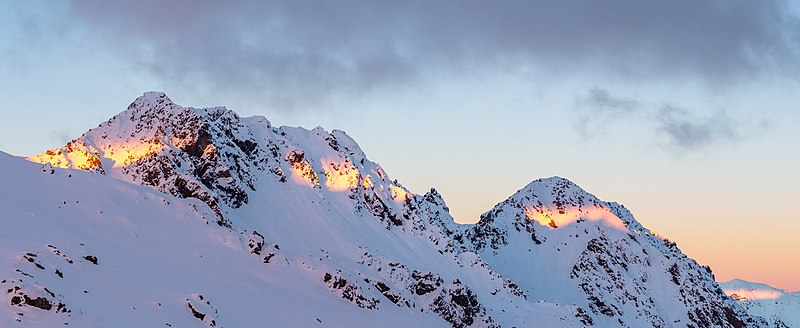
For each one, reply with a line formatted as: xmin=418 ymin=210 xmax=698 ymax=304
xmin=362 ymin=174 xmax=374 ymax=189
xmin=29 ymin=144 xmax=102 ymax=171
xmin=725 ymin=288 xmax=782 ymax=301
xmin=322 ymin=160 xmax=360 ymax=192
xmin=290 ymin=161 xmax=319 ymax=187
xmin=29 ymin=140 xmax=165 ymax=171
xmin=525 ymin=205 xmax=627 ymax=231
xmin=103 ymin=141 xmax=165 ymax=167
xmin=390 ymin=184 xmax=409 ymax=202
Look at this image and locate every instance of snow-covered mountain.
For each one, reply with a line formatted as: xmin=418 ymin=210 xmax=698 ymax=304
xmin=721 ymin=279 xmax=800 ymax=328
xmin=1 ymin=92 xmax=764 ymax=327
xmin=451 ymin=178 xmax=766 ymax=327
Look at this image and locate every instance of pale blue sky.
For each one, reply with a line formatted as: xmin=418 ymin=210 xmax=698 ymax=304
xmin=1 ymin=1 xmax=799 ymax=290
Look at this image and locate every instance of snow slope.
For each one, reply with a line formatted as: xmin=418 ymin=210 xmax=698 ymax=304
xmin=721 ymin=279 xmax=800 ymax=328
xmin=2 ymin=91 xmax=764 ymax=327
xmin=0 ymin=151 xmax=449 ymax=327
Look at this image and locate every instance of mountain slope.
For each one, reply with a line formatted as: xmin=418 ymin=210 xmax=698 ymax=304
xmin=4 ymin=91 xmax=763 ymax=327
xmin=0 ymin=151 xmax=446 ymax=327
xmin=454 ymin=177 xmax=762 ymax=327
xmin=721 ymin=279 xmax=800 ymax=328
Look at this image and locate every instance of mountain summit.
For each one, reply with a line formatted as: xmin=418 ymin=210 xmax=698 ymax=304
xmin=3 ymin=92 xmax=764 ymax=327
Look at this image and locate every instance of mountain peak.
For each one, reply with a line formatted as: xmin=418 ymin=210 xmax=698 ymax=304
xmin=126 ymin=91 xmax=177 ymax=116
xmin=27 ymin=93 xmax=395 ymax=229
xmin=29 ymin=93 xmax=276 ymax=226
xmin=720 ymin=279 xmax=788 ymax=300
xmin=485 ymin=176 xmax=625 ymax=231
xmin=517 ymin=176 xmax=590 ymax=200
xmin=456 ymin=175 xmax=756 ymax=327
xmin=529 ymin=175 xmax=573 ymax=184
xmin=139 ymin=90 xmax=171 ymax=102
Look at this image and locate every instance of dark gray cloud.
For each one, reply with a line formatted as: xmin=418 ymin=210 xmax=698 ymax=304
xmin=579 ymin=88 xmax=640 ymax=114
xmin=62 ymin=0 xmax=800 ymax=105
xmin=574 ymin=87 xmax=640 ymax=138
xmin=575 ymin=88 xmax=763 ymax=153
xmin=654 ymin=106 xmax=740 ymax=152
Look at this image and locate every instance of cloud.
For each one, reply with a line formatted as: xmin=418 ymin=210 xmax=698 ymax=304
xmin=654 ymin=106 xmax=742 ymax=152
xmin=575 ymin=88 xmax=763 ymax=153
xmin=579 ymin=88 xmax=639 ymax=114
xmin=59 ymin=0 xmax=800 ymax=106
xmin=574 ymin=87 xmax=640 ymax=138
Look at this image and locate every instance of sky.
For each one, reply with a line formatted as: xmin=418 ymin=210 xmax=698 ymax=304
xmin=1 ymin=1 xmax=799 ymax=291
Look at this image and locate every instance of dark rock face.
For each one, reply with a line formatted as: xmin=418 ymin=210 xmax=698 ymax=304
xmin=22 ymin=295 xmax=53 ymax=310
xmin=187 ymin=301 xmax=206 ymax=321
xmin=359 ymin=186 xmax=402 ymax=227
xmin=285 ymin=149 xmax=318 ymax=186
xmin=243 ymin=230 xmax=281 ymax=265
xmin=112 ymin=95 xmax=270 ymax=227
xmin=365 ymin=280 xmax=411 ymax=307
xmin=185 ymin=294 xmax=219 ymax=327
xmin=323 ymin=271 xmax=380 ymax=310
xmin=6 ymin=282 xmax=69 ymax=314
xmin=353 ymin=251 xmax=506 ymax=327
xmin=430 ymin=280 xmax=497 ymax=328
xmin=83 ymin=255 xmax=98 ymax=265
xmin=461 ymin=210 xmax=508 ymax=251
xmin=246 ymin=231 xmax=264 ymax=255
xmin=575 ymin=307 xmax=594 ymax=326
xmin=29 ymin=93 xmax=294 ymax=227
xmin=411 ymin=270 xmax=443 ymax=296
xmin=570 ymin=233 xmax=665 ymax=326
